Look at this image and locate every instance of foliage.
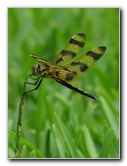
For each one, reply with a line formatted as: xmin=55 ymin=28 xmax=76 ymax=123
xmin=8 ymin=8 xmax=119 ymax=158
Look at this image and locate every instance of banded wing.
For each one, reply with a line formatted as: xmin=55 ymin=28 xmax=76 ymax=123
xmin=53 ymin=67 xmax=77 ymax=82
xmin=61 ymin=46 xmax=107 ymax=82
xmin=52 ymin=33 xmax=86 ymax=66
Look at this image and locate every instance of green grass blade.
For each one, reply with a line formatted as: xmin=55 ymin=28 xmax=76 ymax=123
xmin=8 ymin=131 xmax=45 ymax=158
xmin=53 ymin=112 xmax=79 ymax=158
xmin=99 ymin=97 xmax=119 ymax=138
xmin=55 ymin=138 xmax=66 ymax=158
xmin=99 ymin=128 xmax=115 ymax=158
xmin=81 ymin=125 xmax=98 ymax=158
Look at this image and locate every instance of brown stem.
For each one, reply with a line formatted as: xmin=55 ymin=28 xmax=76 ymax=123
xmin=15 ymin=77 xmax=27 ymax=158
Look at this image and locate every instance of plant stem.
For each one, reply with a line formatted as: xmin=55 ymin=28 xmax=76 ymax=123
xmin=15 ymin=78 xmax=27 ymax=158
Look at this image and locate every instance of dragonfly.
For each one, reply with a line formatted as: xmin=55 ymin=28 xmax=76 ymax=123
xmin=25 ymin=33 xmax=106 ymax=100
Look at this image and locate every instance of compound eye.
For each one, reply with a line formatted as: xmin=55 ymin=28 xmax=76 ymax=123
xmin=31 ymin=64 xmax=41 ymax=76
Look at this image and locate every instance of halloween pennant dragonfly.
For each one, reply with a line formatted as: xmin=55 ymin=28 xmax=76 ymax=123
xmin=25 ymin=33 xmax=106 ymax=100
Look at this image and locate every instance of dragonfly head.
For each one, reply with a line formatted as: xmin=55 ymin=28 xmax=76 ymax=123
xmin=31 ymin=64 xmax=41 ymax=76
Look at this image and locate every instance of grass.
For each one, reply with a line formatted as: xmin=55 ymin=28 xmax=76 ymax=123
xmin=8 ymin=8 xmax=119 ymax=158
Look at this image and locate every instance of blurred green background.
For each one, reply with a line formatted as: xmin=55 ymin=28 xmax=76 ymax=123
xmin=8 ymin=8 xmax=119 ymax=158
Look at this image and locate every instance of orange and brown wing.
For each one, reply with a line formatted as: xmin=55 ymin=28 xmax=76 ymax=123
xmin=52 ymin=33 xmax=86 ymax=66
xmin=61 ymin=46 xmax=107 ymax=82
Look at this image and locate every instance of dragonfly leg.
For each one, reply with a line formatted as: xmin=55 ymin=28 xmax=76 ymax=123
xmin=27 ymin=75 xmax=39 ymax=80
xmin=25 ymin=76 xmax=41 ymax=86
xmin=24 ymin=78 xmax=43 ymax=94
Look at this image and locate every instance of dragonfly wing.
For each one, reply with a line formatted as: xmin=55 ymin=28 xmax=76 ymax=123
xmin=64 ymin=46 xmax=107 ymax=82
xmin=30 ymin=54 xmax=52 ymax=67
xmin=52 ymin=68 xmax=77 ymax=83
xmin=52 ymin=33 xmax=86 ymax=66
